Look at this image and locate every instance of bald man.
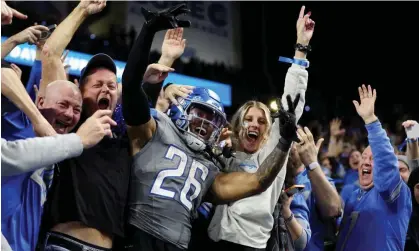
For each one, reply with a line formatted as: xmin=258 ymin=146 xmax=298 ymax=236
xmin=36 ymin=80 xmax=83 ymax=135
xmin=1 ymin=71 xmax=84 ymax=251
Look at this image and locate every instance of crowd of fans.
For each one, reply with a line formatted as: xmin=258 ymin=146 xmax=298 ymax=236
xmin=2 ymin=1 xmax=419 ymax=251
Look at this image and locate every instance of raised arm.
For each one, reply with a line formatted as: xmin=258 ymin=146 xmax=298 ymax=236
xmin=354 ymin=85 xmax=403 ymax=202
xmin=211 ymin=95 xmax=299 ymax=203
xmin=1 ymin=24 xmax=48 ymax=59
xmin=296 ymin=127 xmax=342 ymax=218
xmin=261 ymin=6 xmax=314 ymax=160
xmin=40 ymin=0 xmax=106 ymax=94
xmin=1 ymin=0 xmax=27 ymax=25
xmin=1 ymin=67 xmax=55 ymax=137
xmin=122 ymin=3 xmax=190 ymax=155
xmin=143 ymin=28 xmax=187 ymax=107
xmin=25 ymin=44 xmax=44 ymax=102
xmin=402 ymin=120 xmax=419 ymax=171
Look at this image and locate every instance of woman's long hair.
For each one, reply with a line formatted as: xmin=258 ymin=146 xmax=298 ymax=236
xmin=230 ymin=100 xmax=272 ymax=151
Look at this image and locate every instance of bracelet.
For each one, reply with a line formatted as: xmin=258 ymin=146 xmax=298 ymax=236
xmin=163 ymin=82 xmax=174 ymax=91
xmin=307 ymin=162 xmax=319 ymax=171
xmin=285 ymin=213 xmax=294 ymax=224
xmin=408 ymin=137 xmax=418 ymax=143
xmin=278 ymin=56 xmax=310 ymax=68
xmin=294 ymin=43 xmax=312 ymax=53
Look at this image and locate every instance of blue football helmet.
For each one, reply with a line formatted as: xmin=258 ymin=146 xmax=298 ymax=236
xmin=168 ymin=87 xmax=227 ymax=151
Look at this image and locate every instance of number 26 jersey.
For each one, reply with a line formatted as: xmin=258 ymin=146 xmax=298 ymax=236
xmin=128 ymin=109 xmax=220 ymax=249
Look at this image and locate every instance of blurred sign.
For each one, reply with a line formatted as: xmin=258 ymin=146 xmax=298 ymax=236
xmin=1 ymin=36 xmax=232 ymax=106
xmin=126 ymin=1 xmax=241 ymax=67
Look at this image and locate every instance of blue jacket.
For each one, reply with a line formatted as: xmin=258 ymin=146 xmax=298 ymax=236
xmin=335 ymin=120 xmax=412 ymax=251
xmin=295 ymin=170 xmax=336 ymax=251
xmin=1 ymin=60 xmax=51 ymax=251
xmin=290 ymin=191 xmax=311 ymax=251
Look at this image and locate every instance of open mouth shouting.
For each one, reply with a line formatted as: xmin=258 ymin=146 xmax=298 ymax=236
xmin=195 ymin=126 xmax=208 ymax=137
xmin=98 ymin=97 xmax=110 ymax=110
xmin=246 ymin=130 xmax=259 ymax=143
xmin=361 ymin=169 xmax=371 ymax=175
xmin=54 ymin=119 xmax=71 ymax=134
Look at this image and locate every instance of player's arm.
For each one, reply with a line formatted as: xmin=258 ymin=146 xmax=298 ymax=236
xmin=122 ymin=4 xmax=190 ymax=155
xmin=354 ymin=85 xmax=405 ymax=203
xmin=211 ymin=95 xmax=300 ymax=203
xmin=40 ymin=0 xmax=106 ymax=95
xmin=211 ymin=141 xmax=290 ymax=203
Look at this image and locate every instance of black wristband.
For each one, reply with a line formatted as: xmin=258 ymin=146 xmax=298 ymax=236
xmin=163 ymin=82 xmax=174 ymax=91
xmin=294 ymin=43 xmax=312 ymax=54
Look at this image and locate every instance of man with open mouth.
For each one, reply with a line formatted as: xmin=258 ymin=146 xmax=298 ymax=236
xmin=336 ymin=85 xmax=412 ymax=251
xmin=36 ymin=1 xmax=132 ymax=251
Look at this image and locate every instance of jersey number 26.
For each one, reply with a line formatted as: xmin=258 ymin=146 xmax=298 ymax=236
xmin=150 ymin=145 xmax=209 ymax=210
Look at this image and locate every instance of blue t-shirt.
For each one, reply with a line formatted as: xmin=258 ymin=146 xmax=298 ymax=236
xmin=336 ymin=121 xmax=412 ymax=251
xmin=295 ymin=169 xmax=336 ymax=251
xmin=1 ymin=60 xmax=51 ymax=251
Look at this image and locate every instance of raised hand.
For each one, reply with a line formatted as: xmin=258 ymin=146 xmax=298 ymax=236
xmin=78 ymin=0 xmax=107 ymax=16
xmin=76 ymin=109 xmax=117 ymax=149
xmin=296 ymin=6 xmax=315 ymax=45
xmin=164 ymin=84 xmax=194 ymax=105
xmin=143 ymin=63 xmax=174 ymax=84
xmin=402 ymin=120 xmax=418 ymax=130
xmin=296 ymin=127 xmax=324 ymax=166
xmin=161 ymin=28 xmax=187 ymax=62
xmin=142 ymin=2 xmax=191 ymax=32
xmin=11 ymin=25 xmax=49 ymax=45
xmin=1 ymin=0 xmax=27 ymax=25
xmin=277 ymin=94 xmax=301 ymax=142
xmin=155 ymin=89 xmax=171 ymax=113
xmin=330 ymin=118 xmax=346 ymax=137
xmin=353 ymin=84 xmax=378 ymax=124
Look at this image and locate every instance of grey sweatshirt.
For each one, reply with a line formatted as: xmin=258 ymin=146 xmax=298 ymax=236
xmin=1 ymin=133 xmax=83 ymax=177
xmin=208 ymin=63 xmax=308 ymax=248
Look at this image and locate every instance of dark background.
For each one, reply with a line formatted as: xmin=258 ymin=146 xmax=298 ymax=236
xmin=2 ymin=1 xmax=417 ymax=134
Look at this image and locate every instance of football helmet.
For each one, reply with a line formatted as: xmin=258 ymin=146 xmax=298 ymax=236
xmin=168 ymin=87 xmax=227 ymax=151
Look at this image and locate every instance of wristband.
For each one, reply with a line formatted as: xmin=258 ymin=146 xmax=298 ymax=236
xmin=278 ymin=56 xmax=310 ymax=68
xmin=408 ymin=137 xmax=418 ymax=143
xmin=294 ymin=43 xmax=312 ymax=53
xmin=163 ymin=82 xmax=174 ymax=91
xmin=307 ymin=162 xmax=319 ymax=171
xmin=285 ymin=213 xmax=294 ymax=224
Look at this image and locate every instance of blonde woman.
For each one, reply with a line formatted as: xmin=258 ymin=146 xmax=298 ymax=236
xmin=207 ymin=6 xmax=314 ymax=251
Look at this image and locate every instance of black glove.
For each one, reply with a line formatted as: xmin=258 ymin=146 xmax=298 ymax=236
xmin=142 ymin=3 xmax=191 ymax=32
xmin=276 ymin=94 xmax=300 ymax=150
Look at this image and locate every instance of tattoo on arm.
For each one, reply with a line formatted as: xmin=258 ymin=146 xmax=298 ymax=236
xmin=256 ymin=144 xmax=289 ymax=190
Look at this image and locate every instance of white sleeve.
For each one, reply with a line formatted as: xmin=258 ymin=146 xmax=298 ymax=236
xmin=1 ymin=133 xmax=83 ymax=176
xmin=258 ymin=63 xmax=308 ymax=163
xmin=1 ymin=232 xmax=13 ymax=251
